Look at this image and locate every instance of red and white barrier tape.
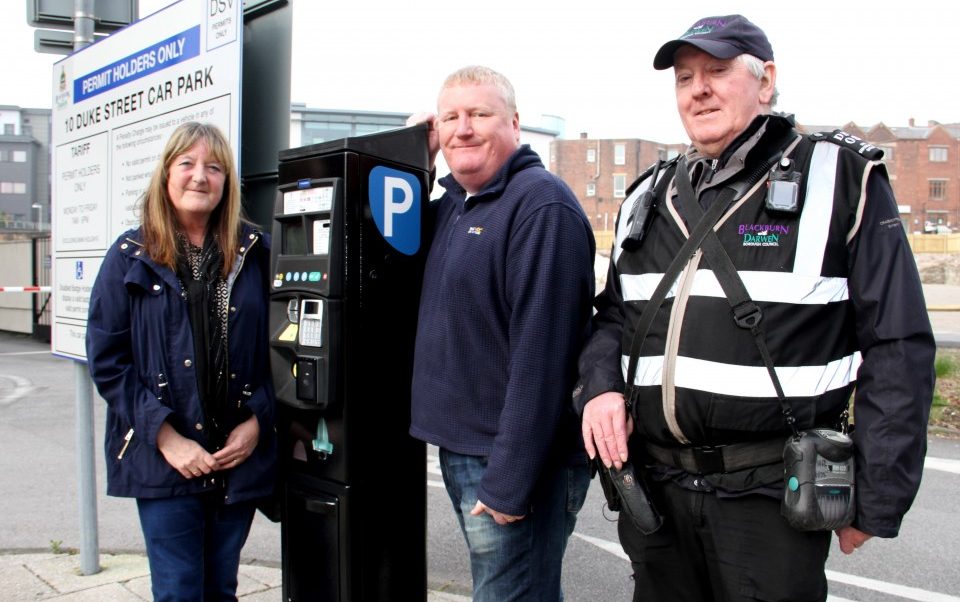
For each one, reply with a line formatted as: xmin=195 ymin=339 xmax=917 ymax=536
xmin=0 ymin=286 xmax=51 ymax=293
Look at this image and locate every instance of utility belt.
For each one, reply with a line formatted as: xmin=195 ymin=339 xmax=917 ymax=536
xmin=640 ymin=428 xmax=855 ymax=532
xmin=643 ymin=438 xmax=784 ymax=475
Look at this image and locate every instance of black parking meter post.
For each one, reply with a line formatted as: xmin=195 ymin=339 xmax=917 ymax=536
xmin=269 ymin=125 xmax=430 ymax=601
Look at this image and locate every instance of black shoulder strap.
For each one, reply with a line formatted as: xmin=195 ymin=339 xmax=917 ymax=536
xmin=671 ymin=166 xmax=801 ymax=437
xmin=623 ymin=159 xmax=745 ymax=403
xmin=624 ymin=155 xmax=680 ymax=198
xmin=623 ymin=154 xmax=785 ymax=414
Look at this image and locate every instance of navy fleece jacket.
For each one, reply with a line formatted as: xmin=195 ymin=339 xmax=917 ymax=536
xmin=410 ymin=145 xmax=595 ymax=516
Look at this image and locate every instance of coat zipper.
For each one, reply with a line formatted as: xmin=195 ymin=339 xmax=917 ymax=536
xmin=117 ymin=428 xmax=134 ymax=459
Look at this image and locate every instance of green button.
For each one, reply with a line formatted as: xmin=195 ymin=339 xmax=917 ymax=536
xmin=788 ymin=476 xmax=799 ymax=491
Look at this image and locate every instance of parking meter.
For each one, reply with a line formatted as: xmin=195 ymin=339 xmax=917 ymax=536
xmin=269 ymin=124 xmax=430 ymax=601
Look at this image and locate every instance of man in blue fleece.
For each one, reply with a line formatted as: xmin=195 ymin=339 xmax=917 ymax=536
xmin=408 ymin=65 xmax=596 ymax=601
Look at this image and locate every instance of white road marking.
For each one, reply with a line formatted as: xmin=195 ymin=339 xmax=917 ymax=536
xmin=924 ymin=456 xmax=960 ymax=475
xmin=0 ymin=374 xmax=38 ymax=405
xmin=572 ymin=532 xmax=628 ymax=561
xmin=825 ymin=569 xmax=960 ymax=602
xmin=574 ymin=533 xmax=960 ymax=601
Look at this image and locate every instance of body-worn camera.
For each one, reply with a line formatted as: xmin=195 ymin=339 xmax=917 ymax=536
xmin=781 ymin=429 xmax=855 ymax=531
xmin=764 ymin=158 xmax=801 ymax=214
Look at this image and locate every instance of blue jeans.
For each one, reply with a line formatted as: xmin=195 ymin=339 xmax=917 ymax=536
xmin=137 ymin=493 xmax=256 ymax=602
xmin=439 ymin=449 xmax=591 ymax=602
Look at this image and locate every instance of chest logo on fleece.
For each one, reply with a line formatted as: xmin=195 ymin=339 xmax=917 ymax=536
xmin=467 ymin=226 xmax=484 ymax=235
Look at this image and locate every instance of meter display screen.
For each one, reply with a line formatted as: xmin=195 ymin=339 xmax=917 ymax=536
xmin=283 ymin=185 xmax=333 ymax=214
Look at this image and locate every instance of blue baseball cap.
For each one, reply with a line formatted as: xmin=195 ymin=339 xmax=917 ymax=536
xmin=653 ymin=14 xmax=774 ymax=70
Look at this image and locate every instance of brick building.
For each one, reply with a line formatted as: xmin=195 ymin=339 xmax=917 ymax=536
xmin=550 ymin=133 xmax=686 ymax=232
xmin=820 ymin=120 xmax=960 ymax=233
xmin=553 ymin=121 xmax=960 ymax=236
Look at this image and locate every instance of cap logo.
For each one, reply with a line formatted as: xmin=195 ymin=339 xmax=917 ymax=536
xmin=681 ymin=18 xmax=729 ymax=39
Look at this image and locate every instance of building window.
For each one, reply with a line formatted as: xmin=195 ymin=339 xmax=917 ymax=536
xmin=302 ymin=121 xmax=351 ymax=145
xmin=13 ymin=150 xmax=26 ymax=162
xmin=0 ymin=182 xmax=12 ymax=193
xmin=929 ymin=179 xmax=947 ymax=201
xmin=586 ymin=182 xmax=596 ymax=197
xmin=613 ymin=174 xmax=626 ymax=198
xmin=586 ymin=148 xmax=596 ymax=163
xmin=879 ymin=146 xmax=894 ymax=161
xmin=929 ymin=147 xmax=948 ymax=162
xmin=614 ymin=143 xmax=626 ymax=165
xmin=3 ymin=124 xmax=13 ymax=135
xmin=13 ymin=183 xmax=25 ymax=194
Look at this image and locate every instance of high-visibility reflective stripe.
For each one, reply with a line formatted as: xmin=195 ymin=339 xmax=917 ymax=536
xmin=620 ymin=272 xmax=678 ymax=302
xmin=620 ymin=271 xmax=848 ymax=304
xmin=621 ymin=351 xmax=861 ymax=397
xmin=794 ymin=143 xmax=838 ymax=276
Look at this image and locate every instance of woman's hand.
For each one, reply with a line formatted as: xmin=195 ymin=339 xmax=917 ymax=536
xmin=213 ymin=414 xmax=260 ymax=470
xmin=157 ymin=421 xmax=218 ymax=479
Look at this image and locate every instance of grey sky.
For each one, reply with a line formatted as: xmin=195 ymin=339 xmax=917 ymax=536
xmin=5 ymin=1 xmax=958 ymax=144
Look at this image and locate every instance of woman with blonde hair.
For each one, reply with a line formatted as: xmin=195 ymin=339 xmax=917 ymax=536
xmin=87 ymin=122 xmax=276 ymax=601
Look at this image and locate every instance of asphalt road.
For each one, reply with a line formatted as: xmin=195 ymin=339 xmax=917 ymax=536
xmin=1 ymin=330 xmax=959 ymax=600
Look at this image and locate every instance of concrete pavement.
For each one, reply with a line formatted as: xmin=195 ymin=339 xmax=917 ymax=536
xmin=0 ymin=551 xmax=272 ymax=601
xmin=0 ymin=551 xmax=470 ymax=601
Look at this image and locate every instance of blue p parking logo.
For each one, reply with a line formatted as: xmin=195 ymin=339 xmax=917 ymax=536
xmin=369 ymin=166 xmax=420 ymax=256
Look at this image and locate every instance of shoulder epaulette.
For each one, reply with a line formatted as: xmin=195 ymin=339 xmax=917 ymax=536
xmin=624 ymin=155 xmax=680 ymax=197
xmin=808 ymin=129 xmax=884 ymax=161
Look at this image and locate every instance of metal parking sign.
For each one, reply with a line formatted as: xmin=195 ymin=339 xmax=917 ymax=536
xmin=368 ymin=165 xmax=421 ymax=256
xmin=50 ymin=0 xmax=242 ymax=359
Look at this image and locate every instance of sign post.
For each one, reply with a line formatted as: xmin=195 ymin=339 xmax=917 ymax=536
xmin=27 ymin=0 xmax=135 ymax=56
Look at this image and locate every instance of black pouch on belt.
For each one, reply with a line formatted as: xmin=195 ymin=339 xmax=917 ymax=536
xmin=596 ymin=459 xmax=663 ymax=535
